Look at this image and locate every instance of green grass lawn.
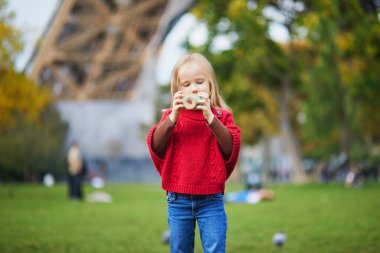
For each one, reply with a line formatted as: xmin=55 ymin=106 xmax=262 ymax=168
xmin=0 ymin=182 xmax=379 ymax=253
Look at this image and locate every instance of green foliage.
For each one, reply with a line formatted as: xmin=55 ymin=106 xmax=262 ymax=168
xmin=299 ymin=0 xmax=380 ymax=160
xmin=190 ymin=0 xmax=380 ymax=162
xmin=0 ymin=105 xmax=68 ymax=181
xmin=0 ymin=183 xmax=379 ymax=253
xmin=0 ymin=70 xmax=68 ymax=182
xmin=0 ymin=1 xmax=68 ymax=181
xmin=0 ymin=0 xmax=22 ymax=68
xmin=191 ymin=0 xmax=289 ymax=144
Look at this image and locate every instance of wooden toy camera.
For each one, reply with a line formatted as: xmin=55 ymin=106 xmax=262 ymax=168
xmin=182 ymin=95 xmax=202 ymax=109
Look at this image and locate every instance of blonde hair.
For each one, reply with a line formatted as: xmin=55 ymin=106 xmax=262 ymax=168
xmin=170 ymin=53 xmax=230 ymax=110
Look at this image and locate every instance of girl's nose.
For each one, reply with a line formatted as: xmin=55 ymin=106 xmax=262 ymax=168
xmin=190 ymin=83 xmax=198 ymax=93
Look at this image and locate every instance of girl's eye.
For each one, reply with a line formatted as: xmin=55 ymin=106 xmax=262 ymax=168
xmin=181 ymin=82 xmax=190 ymax=87
xmin=196 ymin=79 xmax=204 ymax=84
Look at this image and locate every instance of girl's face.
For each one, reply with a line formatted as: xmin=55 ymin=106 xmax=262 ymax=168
xmin=177 ymin=62 xmax=211 ymax=96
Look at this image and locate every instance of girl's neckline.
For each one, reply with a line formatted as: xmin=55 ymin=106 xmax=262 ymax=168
xmin=179 ymin=108 xmax=223 ymax=121
xmin=180 ymin=109 xmax=205 ymax=121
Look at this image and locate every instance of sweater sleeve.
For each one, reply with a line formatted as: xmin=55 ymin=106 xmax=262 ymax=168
xmin=220 ymin=110 xmax=241 ymax=179
xmin=152 ymin=116 xmax=175 ymax=157
xmin=146 ymin=110 xmax=172 ymax=175
xmin=208 ymin=117 xmax=233 ymax=158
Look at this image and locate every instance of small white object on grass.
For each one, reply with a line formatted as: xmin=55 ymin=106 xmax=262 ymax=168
xmin=87 ymin=191 xmax=112 ymax=203
xmin=162 ymin=229 xmax=170 ymax=245
xmin=91 ymin=176 xmax=105 ymax=189
xmin=43 ymin=173 xmax=55 ymax=187
xmin=272 ymin=229 xmax=286 ymax=247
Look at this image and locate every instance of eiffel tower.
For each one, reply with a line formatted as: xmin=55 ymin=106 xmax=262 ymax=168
xmin=28 ymin=0 xmax=194 ymax=100
xmin=26 ymin=0 xmax=194 ymax=182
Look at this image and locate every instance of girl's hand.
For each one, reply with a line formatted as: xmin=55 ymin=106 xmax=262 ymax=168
xmin=197 ymin=92 xmax=214 ymax=124
xmin=169 ymin=91 xmax=184 ymax=124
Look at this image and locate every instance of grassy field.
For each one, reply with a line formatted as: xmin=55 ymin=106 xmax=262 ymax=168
xmin=0 ymin=182 xmax=379 ymax=253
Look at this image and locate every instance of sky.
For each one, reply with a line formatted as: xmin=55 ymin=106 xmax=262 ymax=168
xmin=6 ymin=0 xmax=289 ymax=85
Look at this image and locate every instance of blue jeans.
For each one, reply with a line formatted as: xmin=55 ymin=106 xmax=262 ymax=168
xmin=166 ymin=192 xmax=227 ymax=253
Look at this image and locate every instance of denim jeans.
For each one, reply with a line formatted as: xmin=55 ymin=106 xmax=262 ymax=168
xmin=166 ymin=192 xmax=227 ymax=253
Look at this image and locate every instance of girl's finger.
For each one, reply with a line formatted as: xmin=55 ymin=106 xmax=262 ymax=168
xmin=174 ymin=98 xmax=183 ymax=105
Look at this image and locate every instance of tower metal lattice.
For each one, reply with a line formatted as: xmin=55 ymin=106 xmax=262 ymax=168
xmin=28 ymin=0 xmax=192 ymax=100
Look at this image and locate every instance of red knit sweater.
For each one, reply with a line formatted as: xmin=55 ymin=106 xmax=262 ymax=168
xmin=147 ymin=108 xmax=241 ymax=194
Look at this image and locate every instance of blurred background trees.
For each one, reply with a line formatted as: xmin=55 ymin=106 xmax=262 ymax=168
xmin=189 ymin=0 xmax=380 ymax=182
xmin=1 ymin=0 xmax=379 ymax=183
xmin=0 ymin=0 xmax=68 ymax=181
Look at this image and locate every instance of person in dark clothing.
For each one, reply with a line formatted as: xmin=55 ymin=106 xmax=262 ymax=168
xmin=67 ymin=143 xmax=84 ymax=200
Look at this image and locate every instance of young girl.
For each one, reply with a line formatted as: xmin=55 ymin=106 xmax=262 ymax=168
xmin=147 ymin=53 xmax=241 ymax=253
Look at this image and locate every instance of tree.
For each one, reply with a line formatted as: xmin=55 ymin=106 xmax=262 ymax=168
xmin=190 ymin=0 xmax=380 ymax=182
xmin=0 ymin=0 xmax=51 ymax=129
xmin=0 ymin=105 xmax=68 ymax=181
xmin=0 ymin=69 xmax=52 ymax=129
xmin=192 ymin=0 xmax=308 ymax=182
xmin=0 ymin=0 xmax=21 ymax=69
xmin=299 ymin=0 xmax=380 ymax=162
xmin=0 ymin=0 xmax=68 ymax=181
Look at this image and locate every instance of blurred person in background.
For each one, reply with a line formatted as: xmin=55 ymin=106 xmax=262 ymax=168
xmin=67 ymin=142 xmax=84 ymax=201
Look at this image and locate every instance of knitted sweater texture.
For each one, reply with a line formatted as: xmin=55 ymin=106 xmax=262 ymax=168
xmin=147 ymin=108 xmax=241 ymax=194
